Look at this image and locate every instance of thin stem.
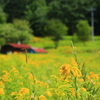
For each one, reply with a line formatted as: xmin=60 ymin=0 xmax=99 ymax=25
xmin=74 ymin=77 xmax=78 ymax=100
xmin=25 ymin=49 xmax=28 ymax=63
xmin=71 ymin=41 xmax=80 ymax=68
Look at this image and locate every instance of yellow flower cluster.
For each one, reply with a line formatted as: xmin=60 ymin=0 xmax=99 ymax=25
xmin=19 ymin=88 xmax=30 ymax=95
xmin=69 ymin=88 xmax=76 ymax=96
xmin=69 ymin=88 xmax=80 ymax=97
xmin=39 ymin=95 xmax=47 ymax=100
xmin=59 ymin=64 xmax=71 ymax=79
xmin=71 ymin=57 xmax=78 ymax=67
xmin=0 ymin=88 xmax=5 ymax=95
xmin=80 ymin=87 xmax=87 ymax=92
xmin=0 ymin=50 xmax=99 ymax=99
xmin=10 ymin=92 xmax=17 ymax=96
xmin=59 ymin=64 xmax=82 ymax=80
xmin=71 ymin=67 xmax=82 ymax=77
xmin=78 ymin=78 xmax=84 ymax=82
xmin=0 ymin=71 xmax=9 ymax=82
xmin=11 ymin=66 xmax=19 ymax=76
xmin=45 ymin=91 xmax=52 ymax=97
xmin=0 ymin=81 xmax=5 ymax=88
xmin=89 ymin=72 xmax=99 ymax=80
xmin=10 ymin=87 xmax=30 ymax=100
xmin=28 ymin=72 xmax=34 ymax=80
xmin=86 ymin=71 xmax=99 ymax=83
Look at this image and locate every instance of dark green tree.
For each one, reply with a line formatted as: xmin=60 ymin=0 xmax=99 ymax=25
xmin=0 ymin=0 xmax=100 ymax=36
xmin=47 ymin=0 xmax=97 ymax=35
xmin=94 ymin=0 xmax=100 ymax=35
xmin=4 ymin=0 xmax=29 ymax=22
xmin=25 ymin=0 xmax=48 ymax=36
xmin=0 ymin=7 xmax=7 ymax=23
xmin=44 ymin=19 xmax=68 ymax=48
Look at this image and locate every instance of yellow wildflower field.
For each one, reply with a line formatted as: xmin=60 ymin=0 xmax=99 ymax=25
xmin=0 ymin=36 xmax=100 ymax=100
xmin=0 ymin=47 xmax=100 ymax=100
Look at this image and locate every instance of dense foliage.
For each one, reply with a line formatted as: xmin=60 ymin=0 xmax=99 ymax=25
xmin=44 ymin=19 xmax=68 ymax=48
xmin=0 ymin=0 xmax=100 ymax=46
xmin=0 ymin=7 xmax=7 ymax=23
xmin=0 ymin=0 xmax=99 ymax=36
xmin=25 ymin=0 xmax=48 ymax=36
xmin=0 ymin=19 xmax=33 ymax=45
xmin=76 ymin=20 xmax=91 ymax=42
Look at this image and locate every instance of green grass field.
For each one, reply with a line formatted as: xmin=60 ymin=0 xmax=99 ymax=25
xmin=0 ymin=36 xmax=100 ymax=100
xmin=31 ymin=36 xmax=100 ymax=72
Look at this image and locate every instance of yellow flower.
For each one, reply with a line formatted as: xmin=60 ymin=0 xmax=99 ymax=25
xmin=0 ymin=70 xmax=9 ymax=82
xmin=69 ymin=88 xmax=80 ymax=97
xmin=33 ymin=97 xmax=38 ymax=100
xmin=59 ymin=64 xmax=82 ymax=80
xmin=80 ymin=87 xmax=87 ymax=91
xmin=90 ymin=72 xmax=94 ymax=75
xmin=71 ymin=57 xmax=78 ymax=67
xmin=0 ymin=88 xmax=5 ymax=95
xmin=90 ymin=73 xmax=99 ymax=80
xmin=2 ymin=70 xmax=9 ymax=75
xmin=86 ymin=75 xmax=90 ymax=80
xmin=28 ymin=72 xmax=33 ymax=80
xmin=14 ymin=96 xmax=19 ymax=99
xmin=45 ymin=91 xmax=52 ymax=97
xmin=71 ymin=67 xmax=82 ymax=77
xmin=39 ymin=95 xmax=47 ymax=100
xmin=19 ymin=88 xmax=29 ymax=95
xmin=0 ymin=81 xmax=5 ymax=88
xmin=78 ymin=78 xmax=84 ymax=82
xmin=98 ymin=82 xmax=100 ymax=87
xmin=78 ymin=93 xmax=80 ymax=97
xmin=59 ymin=64 xmax=71 ymax=79
xmin=19 ymin=82 xmax=23 ymax=86
xmin=69 ymin=88 xmax=75 ymax=97
xmin=10 ymin=92 xmax=17 ymax=95
xmin=61 ymin=92 xmax=66 ymax=96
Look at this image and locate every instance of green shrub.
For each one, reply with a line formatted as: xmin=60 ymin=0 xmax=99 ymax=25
xmin=0 ymin=19 xmax=33 ymax=45
xmin=75 ymin=20 xmax=91 ymax=42
xmin=13 ymin=19 xmax=33 ymax=43
xmin=44 ymin=19 xmax=68 ymax=48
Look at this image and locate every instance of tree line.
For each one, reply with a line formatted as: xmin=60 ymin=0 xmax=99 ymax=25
xmin=0 ymin=0 xmax=100 ymax=47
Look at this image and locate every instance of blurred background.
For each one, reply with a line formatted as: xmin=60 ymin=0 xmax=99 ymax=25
xmin=0 ymin=0 xmax=100 ymax=47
